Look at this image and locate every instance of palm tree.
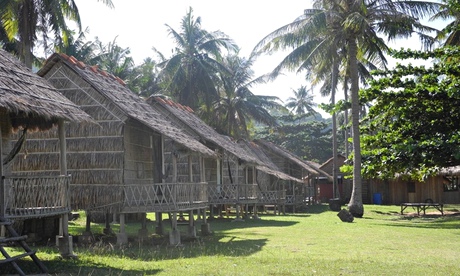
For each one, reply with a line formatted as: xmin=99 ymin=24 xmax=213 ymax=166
xmin=54 ymin=27 xmax=101 ymax=64
xmin=0 ymin=0 xmax=113 ymax=68
xmin=128 ymin=57 xmax=162 ymax=97
xmin=254 ymin=0 xmax=440 ymax=217
xmin=431 ymin=0 xmax=460 ymax=46
xmin=96 ymin=36 xmax=134 ymax=80
xmin=209 ymin=54 xmax=284 ymax=138
xmin=158 ymin=7 xmax=238 ymax=109
xmin=285 ymin=85 xmax=318 ymax=118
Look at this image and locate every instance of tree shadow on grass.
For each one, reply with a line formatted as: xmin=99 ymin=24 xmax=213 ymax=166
xmin=206 ymin=216 xmax=298 ymax=231
xmin=1 ymin=258 xmax=162 ymax=276
xmin=305 ymin=204 xmax=331 ymax=214
xmin=382 ymin=212 xmax=460 ymax=230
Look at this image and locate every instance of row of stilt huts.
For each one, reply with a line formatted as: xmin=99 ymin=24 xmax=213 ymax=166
xmin=0 ymin=50 xmax=330 ymax=258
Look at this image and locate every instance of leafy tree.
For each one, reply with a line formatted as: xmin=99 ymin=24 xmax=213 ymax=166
xmin=158 ymin=7 xmax=237 ymax=109
xmin=0 ymin=0 xmax=113 ymax=68
xmin=256 ymin=118 xmax=332 ymax=163
xmin=208 ymin=54 xmax=283 ymax=138
xmin=254 ymin=0 xmax=440 ymax=217
xmin=359 ymin=47 xmax=460 ymax=180
xmin=127 ymin=57 xmax=162 ymax=97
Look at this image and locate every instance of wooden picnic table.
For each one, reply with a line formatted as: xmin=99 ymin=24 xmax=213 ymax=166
xmin=400 ymin=202 xmax=444 ymax=216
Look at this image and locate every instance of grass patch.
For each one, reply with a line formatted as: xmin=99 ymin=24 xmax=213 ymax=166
xmin=2 ymin=204 xmax=460 ymax=275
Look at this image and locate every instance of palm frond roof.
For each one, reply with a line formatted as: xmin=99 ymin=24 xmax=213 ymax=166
xmin=0 ymin=49 xmax=93 ymax=132
xmin=39 ymin=53 xmax=215 ymax=157
xmin=147 ymin=95 xmax=261 ymax=165
xmin=254 ymin=139 xmax=332 ymax=179
xmin=237 ymin=139 xmax=305 ymax=183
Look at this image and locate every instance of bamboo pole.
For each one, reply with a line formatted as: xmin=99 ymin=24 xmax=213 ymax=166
xmin=58 ymin=120 xmax=69 ymax=237
xmin=0 ymin=125 xmax=4 ymax=218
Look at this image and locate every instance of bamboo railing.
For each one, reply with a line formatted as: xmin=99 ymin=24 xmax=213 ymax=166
xmin=208 ymin=183 xmax=259 ymax=204
xmin=2 ymin=175 xmax=71 ymax=219
xmin=257 ymin=190 xmax=286 ymax=205
xmin=122 ymin=182 xmax=208 ymax=212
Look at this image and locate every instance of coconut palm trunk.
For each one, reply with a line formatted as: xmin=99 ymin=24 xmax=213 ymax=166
xmin=331 ymin=59 xmax=339 ymax=199
xmin=347 ymin=37 xmax=363 ymax=217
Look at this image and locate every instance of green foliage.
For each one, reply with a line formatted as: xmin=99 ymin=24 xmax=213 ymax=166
xmin=158 ymin=7 xmax=238 ymax=110
xmin=255 ymin=117 xmax=332 ymax=163
xmin=202 ymin=54 xmax=284 ymax=139
xmin=285 ymin=85 xmax=319 ymax=117
xmin=95 ymin=36 xmax=134 ymax=80
xmin=0 ymin=0 xmax=113 ymax=68
xmin=53 ymin=27 xmax=102 ymax=65
xmin=126 ymin=57 xmax=161 ymax=97
xmin=360 ymin=46 xmax=460 ymax=180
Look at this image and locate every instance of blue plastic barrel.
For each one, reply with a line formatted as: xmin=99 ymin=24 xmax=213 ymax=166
xmin=373 ymin=193 xmax=382 ymax=205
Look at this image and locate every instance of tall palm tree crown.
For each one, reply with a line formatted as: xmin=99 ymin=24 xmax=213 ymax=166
xmin=209 ymin=54 xmax=283 ymax=138
xmin=431 ymin=0 xmax=460 ymax=46
xmin=158 ymin=7 xmax=238 ymax=110
xmin=253 ymin=0 xmax=440 ymax=217
xmin=285 ymin=85 xmax=318 ymax=117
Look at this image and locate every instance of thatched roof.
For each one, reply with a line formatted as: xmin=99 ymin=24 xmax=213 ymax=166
xmin=253 ymin=139 xmax=331 ymax=179
xmin=237 ymin=139 xmax=304 ymax=183
xmin=0 ymin=49 xmax=93 ymax=133
xmin=146 ymin=95 xmax=261 ymax=165
xmin=38 ymin=53 xmax=215 ymax=157
xmin=318 ymin=154 xmax=347 ymax=177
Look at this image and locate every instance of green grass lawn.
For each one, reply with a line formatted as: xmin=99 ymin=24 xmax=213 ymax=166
xmin=3 ymin=204 xmax=460 ymax=275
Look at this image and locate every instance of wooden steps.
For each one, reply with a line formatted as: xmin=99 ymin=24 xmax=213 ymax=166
xmin=0 ymin=217 xmax=48 ymax=276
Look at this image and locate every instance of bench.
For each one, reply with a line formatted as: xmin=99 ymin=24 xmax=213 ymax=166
xmin=400 ymin=202 xmax=444 ymax=216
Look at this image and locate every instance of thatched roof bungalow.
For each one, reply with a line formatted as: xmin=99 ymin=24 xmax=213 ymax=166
xmin=236 ymin=139 xmax=304 ymax=207
xmin=253 ymin=139 xmax=330 ymax=209
xmin=27 ymin=53 xmax=218 ymax=244
xmin=12 ymin=53 xmax=215 ymax=225
xmin=147 ymin=96 xmax=298 ymax=218
xmin=0 ymin=49 xmax=92 ymax=256
xmin=0 ymin=49 xmax=92 ymax=219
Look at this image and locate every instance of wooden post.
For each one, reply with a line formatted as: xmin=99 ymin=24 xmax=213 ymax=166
xmin=189 ymin=155 xmax=193 ymax=204
xmin=119 ymin=213 xmax=125 ymax=234
xmin=172 ymin=152 xmax=177 ymax=183
xmin=117 ymin=213 xmax=128 ymax=245
xmin=58 ymin=120 xmax=67 ymax=175
xmin=0 ymin=124 xmax=5 ymax=218
xmin=57 ymin=120 xmax=75 ymax=257
xmin=58 ymin=120 xmax=69 ymax=237
xmin=161 ymin=136 xmax=165 ymax=181
xmin=200 ymin=155 xmax=205 ymax=183
xmin=217 ymin=159 xmax=221 ymax=195
xmin=234 ymin=160 xmax=242 ymax=221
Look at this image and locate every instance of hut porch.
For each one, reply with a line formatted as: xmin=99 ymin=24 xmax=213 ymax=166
xmin=121 ymin=181 xmax=208 ymax=213
xmin=2 ymin=175 xmax=70 ymax=219
xmin=207 ymin=183 xmax=259 ymax=205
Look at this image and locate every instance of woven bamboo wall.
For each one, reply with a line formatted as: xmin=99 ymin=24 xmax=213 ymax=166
xmin=222 ymin=151 xmax=244 ymax=185
xmin=123 ymin=119 xmax=156 ymax=185
xmin=163 ymin=137 xmax=201 ymax=183
xmin=10 ymin=63 xmax=128 ymax=211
